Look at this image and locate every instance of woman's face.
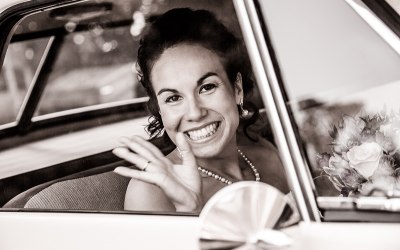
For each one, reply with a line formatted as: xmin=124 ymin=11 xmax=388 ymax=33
xmin=150 ymin=44 xmax=243 ymax=158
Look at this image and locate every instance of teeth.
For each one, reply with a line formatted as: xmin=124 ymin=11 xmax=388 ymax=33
xmin=186 ymin=122 xmax=219 ymax=141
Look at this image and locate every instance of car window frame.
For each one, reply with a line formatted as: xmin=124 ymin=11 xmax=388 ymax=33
xmin=233 ymin=0 xmax=320 ymax=222
xmin=362 ymin=0 xmax=400 ymax=37
xmin=0 ymin=0 xmax=305 ymax=222
xmin=0 ymin=0 xmax=148 ymax=143
xmin=0 ymin=0 xmax=151 ymax=210
xmin=245 ymin=0 xmax=400 ymax=223
xmin=0 ymin=1 xmax=84 ymax=67
xmin=346 ymin=0 xmax=400 ymax=55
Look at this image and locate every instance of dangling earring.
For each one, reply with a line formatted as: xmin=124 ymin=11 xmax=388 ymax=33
xmin=239 ymin=98 xmax=250 ymax=119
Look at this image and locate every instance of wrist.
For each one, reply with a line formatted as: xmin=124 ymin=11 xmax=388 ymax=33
xmin=175 ymin=195 xmax=203 ymax=213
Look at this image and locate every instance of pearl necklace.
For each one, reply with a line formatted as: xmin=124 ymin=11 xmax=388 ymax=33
xmin=197 ymin=148 xmax=260 ymax=185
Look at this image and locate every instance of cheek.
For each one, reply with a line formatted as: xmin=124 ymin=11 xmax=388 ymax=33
xmin=228 ymin=107 xmax=240 ymax=128
xmin=159 ymin=106 xmax=181 ymax=131
xmin=215 ymin=96 xmax=240 ymax=129
xmin=220 ymin=95 xmax=240 ymax=119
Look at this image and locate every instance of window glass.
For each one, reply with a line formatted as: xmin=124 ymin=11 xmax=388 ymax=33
xmin=260 ymin=0 xmax=400 ymax=197
xmin=0 ymin=38 xmax=49 ymax=125
xmin=35 ymin=26 xmax=144 ymax=116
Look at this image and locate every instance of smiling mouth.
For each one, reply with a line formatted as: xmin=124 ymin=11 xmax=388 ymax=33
xmin=185 ymin=122 xmax=220 ymax=141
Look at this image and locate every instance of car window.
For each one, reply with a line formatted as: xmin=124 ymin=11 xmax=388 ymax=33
xmin=0 ymin=38 xmax=49 ymax=125
xmin=35 ymin=25 xmax=143 ymax=116
xmin=0 ymin=0 xmax=291 ymax=216
xmin=259 ymin=0 xmax=400 ymax=198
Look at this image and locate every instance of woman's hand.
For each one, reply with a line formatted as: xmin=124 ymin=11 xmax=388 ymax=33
xmin=112 ymin=132 xmax=202 ymax=212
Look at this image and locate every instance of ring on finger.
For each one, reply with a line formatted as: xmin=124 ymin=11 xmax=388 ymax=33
xmin=142 ymin=160 xmax=151 ymax=171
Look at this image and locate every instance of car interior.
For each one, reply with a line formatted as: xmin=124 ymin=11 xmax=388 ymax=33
xmin=0 ymin=0 xmax=274 ymax=212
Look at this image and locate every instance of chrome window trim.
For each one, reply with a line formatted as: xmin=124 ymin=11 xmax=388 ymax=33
xmin=346 ymin=0 xmax=400 ymax=55
xmin=32 ymin=97 xmax=149 ymax=122
xmin=0 ymin=0 xmax=148 ymax=136
xmin=0 ymin=121 xmax=17 ymax=130
xmin=233 ymin=0 xmax=320 ymax=222
xmin=0 ymin=1 xmax=30 ymax=14
xmin=16 ymin=36 xmax=55 ymax=122
xmin=0 ymin=0 xmax=86 ymax=66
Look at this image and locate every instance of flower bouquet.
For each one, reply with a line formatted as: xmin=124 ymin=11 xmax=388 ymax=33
xmin=317 ymin=110 xmax=400 ymax=196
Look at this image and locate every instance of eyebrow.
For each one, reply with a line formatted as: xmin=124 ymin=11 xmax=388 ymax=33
xmin=156 ymin=72 xmax=218 ymax=96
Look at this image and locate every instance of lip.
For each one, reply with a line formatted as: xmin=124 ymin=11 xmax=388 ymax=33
xmin=183 ymin=121 xmax=221 ymax=142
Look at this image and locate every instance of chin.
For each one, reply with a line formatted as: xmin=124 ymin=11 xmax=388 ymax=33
xmin=192 ymin=149 xmax=219 ymax=159
xmin=190 ymin=140 xmax=226 ymax=159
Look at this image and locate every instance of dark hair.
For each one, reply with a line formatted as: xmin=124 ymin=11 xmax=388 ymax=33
xmin=137 ymin=8 xmax=259 ymax=143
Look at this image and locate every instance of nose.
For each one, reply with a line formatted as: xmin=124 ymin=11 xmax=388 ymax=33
xmin=185 ymin=96 xmax=206 ymax=121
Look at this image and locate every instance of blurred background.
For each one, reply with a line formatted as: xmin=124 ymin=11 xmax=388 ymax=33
xmin=0 ymin=0 xmax=241 ymax=125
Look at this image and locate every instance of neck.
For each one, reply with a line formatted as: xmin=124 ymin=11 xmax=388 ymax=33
xmin=196 ymin=144 xmax=243 ymax=181
xmin=168 ymin=136 xmax=244 ymax=181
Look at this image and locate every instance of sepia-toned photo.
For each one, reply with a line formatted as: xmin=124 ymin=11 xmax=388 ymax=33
xmin=0 ymin=0 xmax=400 ymax=249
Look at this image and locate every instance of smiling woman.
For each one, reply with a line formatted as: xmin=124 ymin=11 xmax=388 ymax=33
xmin=152 ymin=44 xmax=241 ymax=158
xmin=0 ymin=0 xmax=287 ymax=214
xmin=112 ymin=8 xmax=289 ymax=213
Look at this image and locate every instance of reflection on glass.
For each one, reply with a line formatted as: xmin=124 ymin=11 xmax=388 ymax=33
xmin=296 ymin=80 xmax=400 ymax=197
xmin=260 ymin=0 xmax=400 ymax=197
xmin=36 ymin=26 xmax=145 ymax=116
xmin=0 ymin=38 xmax=49 ymax=125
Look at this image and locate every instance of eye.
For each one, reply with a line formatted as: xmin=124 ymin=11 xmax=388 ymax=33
xmin=165 ymin=94 xmax=182 ymax=104
xmin=199 ymin=83 xmax=217 ymax=94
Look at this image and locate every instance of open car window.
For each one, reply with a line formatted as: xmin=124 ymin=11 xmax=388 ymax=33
xmin=0 ymin=0 xmax=291 ymax=216
xmin=257 ymin=0 xmax=400 ymax=218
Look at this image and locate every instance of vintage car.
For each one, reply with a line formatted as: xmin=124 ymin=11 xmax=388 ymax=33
xmin=0 ymin=0 xmax=400 ymax=249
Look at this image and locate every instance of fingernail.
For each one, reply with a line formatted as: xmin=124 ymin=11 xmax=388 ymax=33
xmin=113 ymin=167 xmax=123 ymax=174
xmin=112 ymin=147 xmax=127 ymax=155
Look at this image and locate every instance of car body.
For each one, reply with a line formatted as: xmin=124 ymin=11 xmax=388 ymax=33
xmin=0 ymin=0 xmax=400 ymax=249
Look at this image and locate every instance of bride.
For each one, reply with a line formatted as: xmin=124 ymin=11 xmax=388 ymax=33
xmin=113 ymin=8 xmax=289 ymax=212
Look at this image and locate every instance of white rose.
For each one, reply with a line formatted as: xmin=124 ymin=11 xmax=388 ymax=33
xmin=379 ymin=124 xmax=392 ymax=137
xmin=347 ymin=142 xmax=382 ymax=179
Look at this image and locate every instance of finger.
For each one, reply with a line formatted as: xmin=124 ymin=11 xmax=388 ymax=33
xmin=114 ymin=167 xmax=187 ymax=202
xmin=130 ymin=136 xmax=166 ymax=159
xmin=112 ymin=147 xmax=153 ymax=171
xmin=119 ymin=136 xmax=164 ymax=163
xmin=175 ymin=132 xmax=197 ymax=167
xmin=120 ymin=136 xmax=171 ymax=166
xmin=114 ymin=167 xmax=159 ymax=185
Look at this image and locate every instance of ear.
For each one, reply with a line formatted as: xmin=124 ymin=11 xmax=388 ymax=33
xmin=234 ymin=73 xmax=244 ymax=104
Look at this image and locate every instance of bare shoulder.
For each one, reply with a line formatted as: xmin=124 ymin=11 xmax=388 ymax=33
xmin=239 ymin=136 xmax=289 ymax=194
xmin=238 ymin=135 xmax=279 ymax=163
xmin=124 ymin=178 xmax=175 ymax=212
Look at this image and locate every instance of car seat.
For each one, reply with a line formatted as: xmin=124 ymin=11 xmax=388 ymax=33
xmin=3 ymin=136 xmax=175 ymax=210
xmin=3 ymin=112 xmax=272 ymax=210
